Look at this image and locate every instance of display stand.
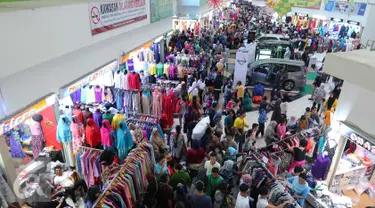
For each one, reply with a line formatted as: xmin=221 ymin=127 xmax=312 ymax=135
xmin=234 ymin=47 xmax=250 ymax=87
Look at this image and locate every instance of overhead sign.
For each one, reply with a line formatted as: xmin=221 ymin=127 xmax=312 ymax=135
xmin=61 ymin=60 xmax=118 ymax=97
xmin=0 ymin=94 xmax=56 ymax=136
xmin=89 ymin=0 xmax=148 ymax=36
xmin=150 ymin=0 xmax=173 ymax=23
xmin=290 ymin=0 xmax=322 ymax=10
xmin=326 ymin=0 xmax=367 ymax=16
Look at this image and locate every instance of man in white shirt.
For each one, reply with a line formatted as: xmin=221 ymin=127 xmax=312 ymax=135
xmin=235 ymin=183 xmax=251 ymax=208
xmin=256 ymin=186 xmax=291 ymax=208
xmin=204 ymin=153 xmax=221 ymax=175
xmin=53 ymin=166 xmax=73 ymax=189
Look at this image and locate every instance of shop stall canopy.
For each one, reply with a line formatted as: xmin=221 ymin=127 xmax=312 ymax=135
xmin=324 ymin=50 xmax=375 ymax=93
xmin=0 ymin=18 xmax=172 ymax=120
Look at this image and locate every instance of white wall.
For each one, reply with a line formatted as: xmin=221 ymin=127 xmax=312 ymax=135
xmin=0 ymin=2 xmax=150 ymax=79
xmin=334 ymin=81 xmax=375 ymax=136
xmin=0 ymin=17 xmax=172 ymax=119
xmin=359 ymin=5 xmax=375 ymax=45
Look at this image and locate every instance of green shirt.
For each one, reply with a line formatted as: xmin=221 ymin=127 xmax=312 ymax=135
xmin=102 ymin=113 xmax=114 ymax=123
xmin=206 ymin=174 xmax=223 ymax=196
xmin=170 ymin=171 xmax=191 ymax=189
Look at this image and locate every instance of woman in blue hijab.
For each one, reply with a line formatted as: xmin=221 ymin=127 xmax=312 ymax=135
xmin=116 ymin=120 xmax=133 ymax=162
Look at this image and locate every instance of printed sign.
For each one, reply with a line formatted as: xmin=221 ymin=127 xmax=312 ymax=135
xmin=150 ymin=0 xmax=173 ymax=23
xmin=326 ymin=0 xmax=367 ymax=16
xmin=61 ymin=60 xmax=118 ymax=97
xmin=290 ymin=0 xmax=322 ymax=10
xmin=343 ymin=128 xmax=375 ymax=155
xmin=0 ymin=95 xmax=56 ymax=136
xmin=89 ymin=0 xmax=148 ymax=36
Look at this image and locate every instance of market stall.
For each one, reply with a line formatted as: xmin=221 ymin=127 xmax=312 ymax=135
xmin=293 ymin=13 xmax=309 ymax=30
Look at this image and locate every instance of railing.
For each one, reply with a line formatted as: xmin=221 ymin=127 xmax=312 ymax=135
xmin=366 ymin=40 xmax=375 ymax=51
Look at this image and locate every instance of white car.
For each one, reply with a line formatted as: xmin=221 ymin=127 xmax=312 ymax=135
xmin=255 ymin=34 xmax=290 ymax=42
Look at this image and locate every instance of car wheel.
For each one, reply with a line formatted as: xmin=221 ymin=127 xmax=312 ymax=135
xmin=283 ymin=80 xmax=295 ymax=91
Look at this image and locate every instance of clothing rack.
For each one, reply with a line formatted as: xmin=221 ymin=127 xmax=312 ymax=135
xmin=128 ymin=112 xmax=161 ymax=119
xmin=91 ymin=170 xmax=122 ymax=208
xmin=77 ymin=146 xmax=103 ymax=152
xmin=126 ymin=118 xmax=159 ymax=125
xmin=249 ymin=151 xmax=274 ymax=178
xmin=258 ymin=127 xmax=321 ymax=151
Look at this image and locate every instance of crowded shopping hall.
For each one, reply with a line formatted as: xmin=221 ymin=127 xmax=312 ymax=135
xmin=0 ymin=0 xmax=375 ymax=207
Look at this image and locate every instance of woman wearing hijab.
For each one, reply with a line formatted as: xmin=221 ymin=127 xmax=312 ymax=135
xmin=190 ymin=168 xmax=208 ymax=195
xmin=312 ymin=83 xmax=326 ymax=113
xmin=100 ymin=120 xmax=115 ymax=150
xmin=284 ymin=47 xmax=291 ymax=59
xmin=265 ymin=121 xmax=278 ymax=146
xmin=151 ymin=128 xmax=166 ymax=161
xmin=116 ymin=120 xmax=133 ymax=162
xmin=271 ymin=99 xmax=283 ymax=124
xmin=85 ymin=118 xmax=101 ymax=148
xmin=219 ymin=160 xmax=234 ymax=183
xmin=70 ymin=115 xmax=84 ymax=153
xmin=332 ymin=85 xmax=341 ymax=99
xmin=324 ymin=93 xmax=338 ymax=112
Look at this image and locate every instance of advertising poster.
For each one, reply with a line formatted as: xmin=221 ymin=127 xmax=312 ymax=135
xmin=234 ymin=51 xmax=250 ymax=88
xmin=290 ymin=0 xmax=322 ymax=10
xmin=88 ymin=0 xmax=148 ymax=36
xmin=332 ymin=0 xmax=367 ymax=16
xmin=151 ymin=0 xmax=173 ymax=23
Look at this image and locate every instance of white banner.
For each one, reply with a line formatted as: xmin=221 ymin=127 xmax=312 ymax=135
xmin=234 ymin=51 xmax=250 ymax=87
xmin=89 ymin=0 xmax=148 ymax=36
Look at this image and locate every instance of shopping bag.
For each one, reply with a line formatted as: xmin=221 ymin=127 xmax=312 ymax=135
xmin=192 ymin=117 xmax=210 ymax=140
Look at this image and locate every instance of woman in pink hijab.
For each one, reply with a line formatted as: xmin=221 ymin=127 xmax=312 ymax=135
xmin=70 ymin=115 xmax=84 ymax=153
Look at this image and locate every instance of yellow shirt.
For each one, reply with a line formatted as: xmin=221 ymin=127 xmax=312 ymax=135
xmin=112 ymin=113 xmax=125 ymax=131
xmin=324 ymin=110 xmax=332 ymax=125
xmin=237 ymin=85 xmax=245 ymax=99
xmin=233 ymin=117 xmax=247 ymax=130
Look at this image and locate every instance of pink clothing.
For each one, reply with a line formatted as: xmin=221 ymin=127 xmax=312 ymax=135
xmin=226 ymin=101 xmax=233 ymax=109
xmin=100 ymin=120 xmax=112 ymax=147
xmin=128 ymin=72 xmax=140 ymax=90
xmin=70 ymin=116 xmax=84 ymax=153
xmin=152 ymin=91 xmax=162 ymax=117
xmin=289 ymin=160 xmax=306 ymax=172
xmin=277 ymin=124 xmax=286 ymax=138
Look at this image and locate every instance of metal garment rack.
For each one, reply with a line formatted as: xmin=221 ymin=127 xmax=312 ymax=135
xmin=77 ymin=146 xmax=103 ymax=152
xmin=126 ymin=118 xmax=159 ymax=125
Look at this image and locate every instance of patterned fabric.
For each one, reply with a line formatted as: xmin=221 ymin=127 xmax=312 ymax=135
xmin=273 ymin=0 xmax=292 ymax=18
xmin=30 ymin=135 xmax=45 ymax=159
xmin=10 ymin=133 xmax=26 ymax=159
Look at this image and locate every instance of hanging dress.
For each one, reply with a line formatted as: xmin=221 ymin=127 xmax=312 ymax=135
xmin=162 ymin=91 xmax=174 ymax=127
xmin=29 ymin=119 xmax=45 ymax=159
xmin=10 ymin=133 xmax=26 ymax=159
xmin=142 ymin=90 xmax=151 ymax=115
xmin=70 ymin=115 xmax=84 ymax=153
xmin=152 ymin=91 xmax=162 ymax=117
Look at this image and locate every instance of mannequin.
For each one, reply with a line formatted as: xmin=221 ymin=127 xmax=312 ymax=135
xmin=29 ymin=114 xmax=46 ymax=158
xmin=85 ymin=118 xmax=101 ymax=148
xmin=142 ymin=89 xmax=151 ymax=115
xmin=70 ymin=115 xmax=84 ymax=153
xmin=101 ymin=120 xmax=115 ymax=149
xmin=87 ymin=85 xmax=96 ymax=103
xmin=57 ymin=115 xmax=74 ymax=167
xmin=82 ymin=107 xmax=93 ymax=127
xmin=112 ymin=112 xmax=125 ymax=131
xmin=128 ymin=71 xmax=141 ymax=90
xmin=162 ymin=88 xmax=174 ymax=127
xmin=152 ymin=86 xmax=162 ymax=117
xmin=93 ymin=109 xmax=103 ymax=129
xmin=103 ymin=87 xmax=113 ymax=103
xmin=114 ymin=70 xmax=124 ymax=89
xmin=73 ymin=105 xmax=84 ymax=124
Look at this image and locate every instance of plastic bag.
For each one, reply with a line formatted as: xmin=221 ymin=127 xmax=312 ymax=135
xmin=192 ymin=117 xmax=210 ymax=140
xmin=354 ymin=178 xmax=370 ymax=195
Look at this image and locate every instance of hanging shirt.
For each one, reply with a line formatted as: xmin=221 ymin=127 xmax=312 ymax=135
xmin=94 ymin=86 xmax=103 ymax=103
xmin=123 ymin=73 xmax=129 ymax=90
xmin=103 ymin=71 xmax=114 ymax=87
xmin=114 ymin=71 xmax=123 ymax=89
xmin=87 ymin=87 xmax=96 ymax=103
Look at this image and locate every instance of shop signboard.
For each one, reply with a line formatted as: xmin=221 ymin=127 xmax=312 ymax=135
xmin=342 ymin=125 xmax=375 ymax=155
xmin=234 ymin=50 xmax=250 ymax=89
xmin=290 ymin=0 xmax=322 ymax=10
xmin=0 ymin=94 xmax=56 ymax=136
xmin=326 ymin=0 xmax=367 ymax=16
xmin=61 ymin=60 xmax=118 ymax=98
xmin=150 ymin=0 xmax=173 ymax=23
xmin=88 ymin=0 xmax=148 ymax=36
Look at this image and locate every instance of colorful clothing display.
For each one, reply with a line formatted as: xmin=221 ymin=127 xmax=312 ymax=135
xmin=116 ymin=121 xmax=134 ymax=161
xmin=162 ymin=91 xmax=174 ymax=127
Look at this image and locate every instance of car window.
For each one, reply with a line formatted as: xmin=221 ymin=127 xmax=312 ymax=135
xmin=280 ymin=37 xmax=290 ymax=41
xmin=287 ymin=65 xmax=302 ymax=72
xmin=254 ymin=64 xmax=271 ymax=74
xmin=273 ymin=64 xmax=285 ymax=73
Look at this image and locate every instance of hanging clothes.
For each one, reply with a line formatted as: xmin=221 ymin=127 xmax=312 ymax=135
xmin=103 ymin=87 xmax=114 ymax=103
xmin=94 ymin=86 xmax=103 ymax=103
xmin=75 ymin=148 xmax=102 ymax=187
xmin=73 ymin=108 xmax=84 ymax=124
xmin=81 ymin=86 xmax=88 ymax=104
xmin=100 ymin=120 xmax=114 ymax=149
xmin=10 ymin=133 xmax=26 ymax=159
xmin=162 ymin=90 xmax=174 ymax=127
xmin=93 ymin=110 xmax=103 ymax=129
xmin=112 ymin=113 xmax=125 ymax=131
xmin=85 ymin=118 xmax=101 ymax=148
xmin=70 ymin=115 xmax=85 ymax=153
xmin=116 ymin=121 xmax=134 ymax=161
xmin=82 ymin=109 xmax=93 ymax=127
xmin=123 ymin=72 xmax=129 ymax=90
xmin=115 ymin=89 xmax=124 ymax=111
xmin=128 ymin=72 xmax=141 ymax=90
xmin=114 ymin=71 xmax=124 ymax=89
xmin=87 ymin=87 xmax=96 ymax=103
xmin=103 ymin=71 xmax=114 ymax=87
xmin=142 ymin=90 xmax=151 ymax=115
xmin=71 ymin=89 xmax=81 ymax=103
xmin=152 ymin=89 xmax=162 ymax=117
xmin=29 ymin=119 xmax=45 ymax=159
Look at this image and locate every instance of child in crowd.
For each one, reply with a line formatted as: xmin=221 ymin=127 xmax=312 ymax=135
xmin=256 ymin=107 xmax=267 ymax=138
xmin=304 ymin=107 xmax=311 ymax=120
xmin=287 ymin=116 xmax=298 ymax=133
